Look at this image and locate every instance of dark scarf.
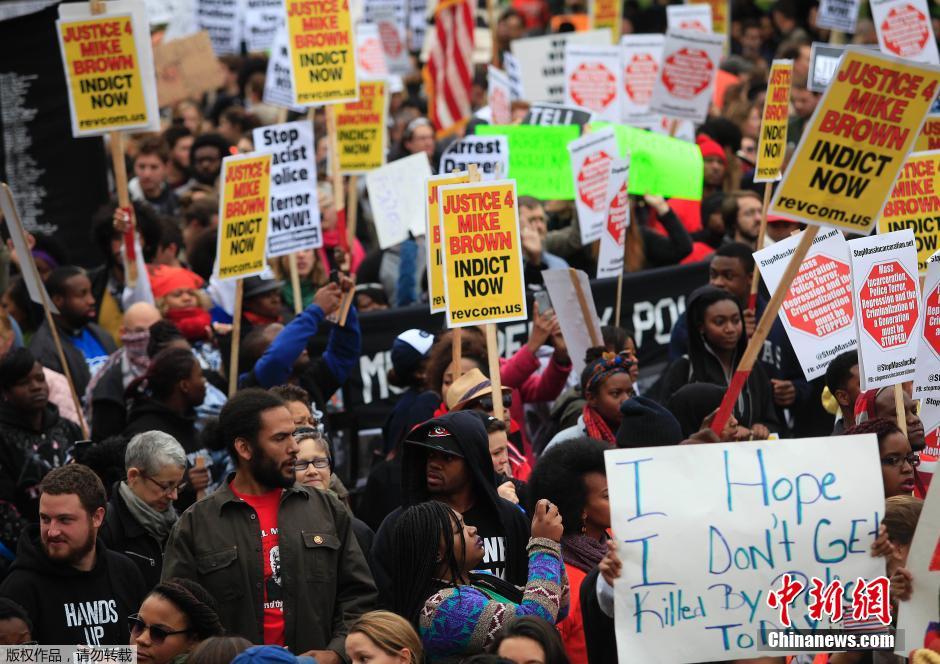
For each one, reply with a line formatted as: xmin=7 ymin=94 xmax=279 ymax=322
xmin=560 ymin=534 xmax=608 ymax=573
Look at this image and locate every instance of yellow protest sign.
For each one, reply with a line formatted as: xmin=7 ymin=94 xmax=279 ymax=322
xmin=770 ymin=47 xmax=940 ymax=234
xmin=57 ymin=14 xmax=151 ymax=136
xmin=215 ymin=153 xmax=273 ymax=281
xmin=754 ymin=59 xmax=792 ymax=182
xmin=426 ymin=172 xmax=470 ymax=313
xmin=915 ymin=115 xmax=940 ymax=151
xmin=878 ymin=150 xmax=940 ymax=274
xmin=591 ymin=0 xmax=622 ymax=43
xmin=285 ymin=0 xmax=357 ymax=106
xmin=439 ymin=180 xmax=527 ymax=327
xmin=337 ymin=80 xmax=388 ymax=174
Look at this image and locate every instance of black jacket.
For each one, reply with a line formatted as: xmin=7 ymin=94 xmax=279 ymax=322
xmin=99 ymin=482 xmax=167 ymax=590
xmin=580 ymin=567 xmax=616 ymax=664
xmin=123 ymin=399 xmax=198 ymax=452
xmin=0 ymin=402 xmax=80 ymax=522
xmin=90 ymin=361 xmax=126 ymax=442
xmin=29 ymin=318 xmax=116 ymax=398
xmin=370 ymin=411 xmax=530 ymax=606
xmin=0 ymin=525 xmax=146 ymax=645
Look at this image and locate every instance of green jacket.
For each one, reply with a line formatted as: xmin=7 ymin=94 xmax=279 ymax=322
xmin=161 ymin=476 xmax=377 ymax=658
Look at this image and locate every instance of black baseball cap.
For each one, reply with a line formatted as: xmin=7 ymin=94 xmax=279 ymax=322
xmin=405 ymin=425 xmax=464 ymax=458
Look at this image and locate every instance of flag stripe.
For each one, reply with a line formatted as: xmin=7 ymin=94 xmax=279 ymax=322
xmin=424 ymin=0 xmax=474 ymax=132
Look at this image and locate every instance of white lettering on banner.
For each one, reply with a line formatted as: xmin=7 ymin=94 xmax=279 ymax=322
xmin=605 ymin=436 xmax=884 ymax=663
xmin=633 ymin=296 xmax=685 ymax=347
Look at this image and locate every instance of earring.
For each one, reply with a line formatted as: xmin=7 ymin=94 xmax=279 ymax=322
xmin=581 ymin=513 xmax=587 ymax=535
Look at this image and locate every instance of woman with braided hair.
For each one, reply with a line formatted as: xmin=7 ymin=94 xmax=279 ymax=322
xmin=129 ymin=577 xmax=224 ymax=664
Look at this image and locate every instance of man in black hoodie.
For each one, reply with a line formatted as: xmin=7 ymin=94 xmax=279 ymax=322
xmin=0 ymin=464 xmax=146 ymax=645
xmin=371 ymin=411 xmax=530 ymax=605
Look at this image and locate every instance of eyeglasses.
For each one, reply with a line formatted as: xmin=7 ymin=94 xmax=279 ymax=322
xmin=467 ymin=394 xmax=512 ymax=412
xmin=142 ymin=475 xmax=187 ymax=496
xmin=293 ymin=426 xmax=318 ymax=438
xmin=881 ymin=453 xmax=920 ymax=468
xmin=128 ymin=614 xmax=190 ymax=644
xmin=294 ymin=458 xmax=330 ymax=472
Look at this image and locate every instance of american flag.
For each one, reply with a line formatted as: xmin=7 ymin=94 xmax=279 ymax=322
xmin=423 ymin=0 xmax=475 ymax=133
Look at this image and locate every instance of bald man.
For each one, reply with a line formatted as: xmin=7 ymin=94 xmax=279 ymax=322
xmin=86 ymin=302 xmax=162 ymax=441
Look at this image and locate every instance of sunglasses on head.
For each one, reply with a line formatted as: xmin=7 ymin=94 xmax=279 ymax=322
xmin=128 ymin=614 xmax=190 ymax=644
xmin=468 ymin=393 xmax=512 ymax=412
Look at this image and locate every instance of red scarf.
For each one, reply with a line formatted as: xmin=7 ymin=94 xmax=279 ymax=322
xmin=243 ymin=310 xmax=282 ymax=327
xmin=165 ymin=307 xmax=212 ymax=342
xmin=582 ymin=404 xmax=616 ymax=446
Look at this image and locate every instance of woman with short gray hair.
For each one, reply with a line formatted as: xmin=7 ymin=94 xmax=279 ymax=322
xmin=99 ymin=431 xmax=187 ymax=589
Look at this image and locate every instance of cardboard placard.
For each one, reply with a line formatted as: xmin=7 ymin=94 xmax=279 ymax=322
xmin=426 ymin=172 xmax=470 ymax=313
xmin=336 ymin=78 xmax=388 ymax=174
xmin=439 ymin=179 xmax=527 ymax=328
xmin=915 ymin=115 xmax=940 ymax=151
xmin=769 ymin=47 xmax=940 ymax=235
xmin=215 ymin=152 xmax=273 ymax=281
xmin=252 ymin=122 xmax=322 ymax=258
xmin=543 ymin=268 xmax=603 ymax=375
xmin=620 ymin=34 xmax=664 ymax=127
xmin=591 ymin=0 xmax=621 ymax=43
xmin=153 ymin=31 xmax=224 ymax=108
xmin=606 ymin=436 xmax=885 ymax=662
xmin=439 ymin=136 xmax=509 ymax=181
xmin=56 ymin=4 xmax=159 ymax=137
xmin=816 ymin=0 xmax=862 ymax=33
xmin=568 ymin=128 xmax=619 ymax=244
xmin=475 ymin=124 xmax=581 ymax=200
xmin=487 ymin=66 xmax=512 ymax=126
xmin=563 ymin=45 xmax=622 ymax=123
xmin=596 ymin=157 xmax=630 ymax=279
xmin=523 ymin=102 xmax=592 ymax=127
xmin=913 ymin=249 xmax=940 ymax=400
xmin=509 ymin=30 xmax=611 ymax=102
xmin=753 ymin=59 xmax=793 ymax=183
xmin=666 ymin=3 xmax=711 ymax=33
xmin=244 ymin=0 xmax=280 ymax=52
xmin=196 ymin=0 xmax=241 ymax=55
xmin=753 ymin=228 xmax=856 ymax=381
xmin=365 ymin=152 xmax=432 ymax=249
xmin=871 ymin=0 xmax=939 ymax=65
xmin=649 ymin=30 xmax=724 ymax=124
xmin=285 ymin=0 xmax=357 ymax=105
xmin=848 ymin=228 xmax=921 ymax=389
xmin=878 ymin=150 xmax=940 ymax=274
xmin=263 ymin=27 xmax=306 ymax=111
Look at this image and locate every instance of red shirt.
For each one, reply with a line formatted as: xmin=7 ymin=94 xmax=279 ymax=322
xmin=231 ymin=484 xmax=284 ymax=645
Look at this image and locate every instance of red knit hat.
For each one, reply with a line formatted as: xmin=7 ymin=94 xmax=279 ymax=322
xmin=148 ymin=265 xmax=205 ymax=299
xmin=696 ymin=134 xmax=727 ymax=164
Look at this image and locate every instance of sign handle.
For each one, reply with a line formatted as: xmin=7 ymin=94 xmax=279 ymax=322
xmin=338 ymin=273 xmax=356 ymax=327
xmin=346 ymin=175 xmax=359 ymax=249
xmin=228 ymin=278 xmax=243 ymax=397
xmin=748 ymin=183 xmax=774 ymax=311
xmin=327 ymin=106 xmax=345 ymax=215
xmin=485 ymin=323 xmax=504 ymax=421
xmin=452 ymin=327 xmax=463 ymax=382
xmin=569 ymin=268 xmax=602 ymax=347
xmin=894 ymin=383 xmax=908 ymax=437
xmin=711 ymin=226 xmax=820 ymax=435
xmin=194 ymin=456 xmax=206 ymax=501
xmin=488 ymin=0 xmax=498 ymax=65
xmin=288 ymin=253 xmax=303 ymax=315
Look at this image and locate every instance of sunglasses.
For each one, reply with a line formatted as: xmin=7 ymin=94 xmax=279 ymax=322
xmin=128 ymin=614 xmax=190 ymax=644
xmin=467 ymin=394 xmax=512 ymax=412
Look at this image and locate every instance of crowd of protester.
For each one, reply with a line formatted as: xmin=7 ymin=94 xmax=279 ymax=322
xmin=0 ymin=0 xmax=937 ymax=662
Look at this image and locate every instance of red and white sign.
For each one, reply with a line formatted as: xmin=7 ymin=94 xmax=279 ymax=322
xmin=370 ymin=6 xmax=411 ymax=75
xmin=666 ymin=4 xmax=712 ymax=33
xmin=597 ymin=158 xmax=630 ymax=279
xmin=754 ymin=228 xmax=857 ymax=381
xmin=356 ymin=23 xmax=389 ymax=77
xmin=620 ymin=34 xmax=664 ymax=126
xmin=487 ymin=66 xmax=512 ymax=125
xmin=913 ymin=249 xmax=940 ymax=400
xmin=568 ymin=128 xmax=619 ymax=244
xmin=849 ymin=228 xmax=922 ymax=390
xmin=871 ymin=0 xmax=939 ymax=64
xmin=650 ymin=30 xmax=724 ymax=123
xmin=563 ymin=45 xmax=621 ymax=122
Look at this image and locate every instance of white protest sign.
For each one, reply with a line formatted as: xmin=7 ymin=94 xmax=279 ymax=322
xmin=252 ymin=121 xmax=322 ymax=257
xmin=620 ymin=34 xmax=664 ymax=127
xmin=523 ymin=102 xmax=593 ymax=126
xmin=263 ymin=28 xmax=306 ymax=111
xmin=366 ymin=152 xmax=432 ymax=249
xmin=914 ymin=250 xmax=940 ymax=400
xmin=143 ymin=0 xmax=173 ymax=26
xmin=196 ymin=0 xmax=241 ymax=54
xmin=563 ymin=45 xmax=622 ymax=123
xmin=816 ymin=0 xmax=862 ymax=33
xmin=871 ymin=0 xmax=940 ymax=65
xmin=606 ymin=436 xmax=885 ymax=663
xmin=502 ymin=52 xmax=524 ymax=100
xmin=243 ymin=0 xmax=279 ymax=52
xmin=650 ymin=30 xmax=724 ymax=124
xmin=543 ymin=269 xmax=603 ymax=376
xmin=0 ymin=186 xmax=57 ymax=314
xmin=596 ymin=158 xmax=630 ymax=280
xmin=849 ymin=228 xmax=922 ymax=390
xmin=754 ymin=228 xmax=856 ymax=381
xmin=439 ymin=136 xmax=509 ymax=181
xmin=369 ymin=6 xmax=410 ymax=76
xmin=488 ymin=66 xmax=512 ymax=125
xmin=568 ymin=128 xmax=618 ymax=244
xmin=408 ymin=0 xmax=427 ymax=52
xmin=356 ymin=22 xmax=390 ymax=77
xmin=895 ymin=479 xmax=940 ymax=654
xmin=510 ymin=30 xmax=611 ymax=102
xmin=666 ymin=3 xmax=712 ymax=32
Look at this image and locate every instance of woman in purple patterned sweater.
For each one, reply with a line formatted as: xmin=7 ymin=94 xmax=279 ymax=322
xmin=389 ymin=499 xmax=569 ymax=662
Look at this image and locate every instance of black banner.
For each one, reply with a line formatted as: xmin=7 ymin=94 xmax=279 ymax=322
xmin=332 ymin=262 xmax=709 ymax=430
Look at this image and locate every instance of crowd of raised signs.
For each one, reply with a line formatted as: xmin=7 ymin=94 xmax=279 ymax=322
xmin=0 ymin=1 xmax=939 ymax=664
